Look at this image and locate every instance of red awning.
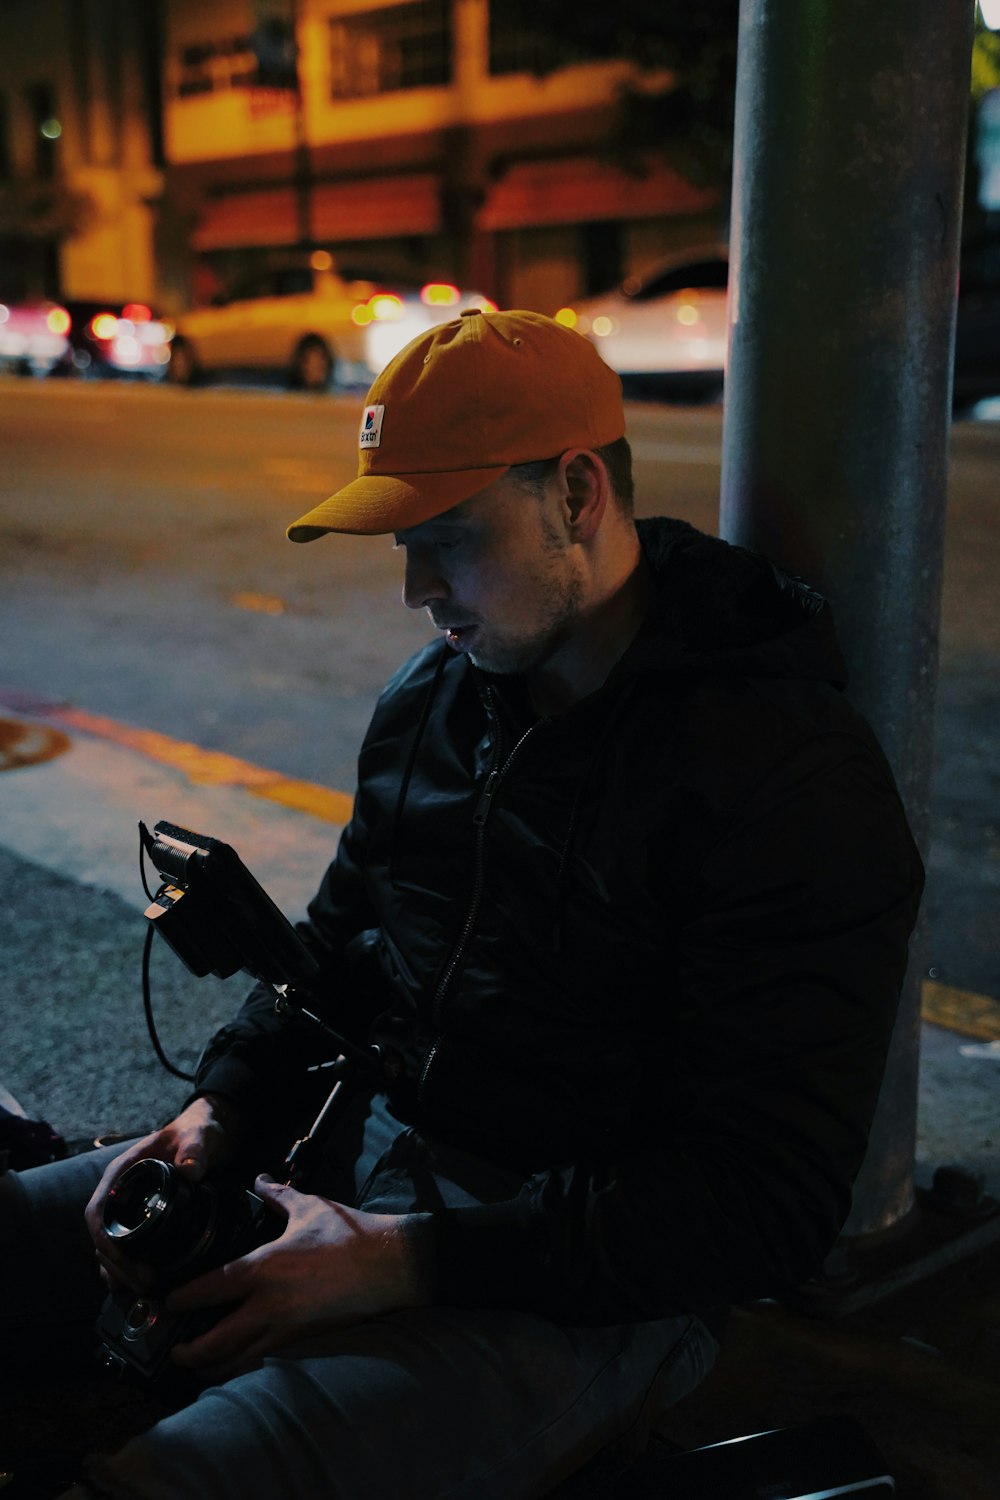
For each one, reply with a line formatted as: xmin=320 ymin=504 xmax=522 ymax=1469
xmin=192 ymin=173 xmax=442 ymax=251
xmin=478 ymin=155 xmax=717 ymax=231
xmin=311 ymin=173 xmax=440 ymax=240
xmin=192 ymin=187 xmax=298 ymax=250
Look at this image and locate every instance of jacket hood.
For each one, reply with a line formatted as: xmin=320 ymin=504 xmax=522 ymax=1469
xmin=625 ymin=517 xmax=848 ymax=690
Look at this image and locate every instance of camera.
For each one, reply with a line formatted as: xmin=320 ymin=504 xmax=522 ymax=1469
xmin=94 ymin=819 xmax=379 ymax=1385
xmin=95 ymin=1157 xmax=283 ymax=1382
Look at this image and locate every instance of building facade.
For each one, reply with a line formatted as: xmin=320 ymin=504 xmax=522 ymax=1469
xmin=0 ymin=0 xmax=724 ymax=314
xmin=0 ymin=0 xmax=164 ymax=302
xmin=163 ymin=0 xmax=722 ymax=312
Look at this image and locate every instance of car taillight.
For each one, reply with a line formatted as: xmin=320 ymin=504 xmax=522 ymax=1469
xmin=370 ymin=293 xmax=404 ymax=321
xmin=46 ymin=306 xmax=71 ymax=336
xmin=89 ymin=313 xmax=119 ymax=340
xmin=421 ymin=282 xmax=460 ymax=307
xmin=352 ymin=293 xmax=404 ymax=326
xmin=122 ymin=303 xmax=152 ymax=322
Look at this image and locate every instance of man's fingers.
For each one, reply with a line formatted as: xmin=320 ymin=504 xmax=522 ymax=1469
xmin=167 ymin=1257 xmax=252 ymax=1313
xmin=169 ymin=1299 xmax=299 ymax=1376
xmin=95 ymin=1250 xmax=155 ymax=1294
xmin=170 ymin=1302 xmax=260 ymax=1371
xmin=174 ymin=1146 xmax=207 ymax=1179
xmin=85 ymin=1139 xmax=157 ymax=1239
xmin=253 ymin=1173 xmax=292 ymax=1199
xmin=253 ymin=1176 xmax=304 ymax=1221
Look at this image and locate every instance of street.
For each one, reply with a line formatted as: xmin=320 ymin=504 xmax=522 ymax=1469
xmin=0 ymin=377 xmax=997 ymax=1145
xmin=0 ymin=379 xmax=730 ymax=790
xmin=1 ymin=379 xmax=994 ymax=783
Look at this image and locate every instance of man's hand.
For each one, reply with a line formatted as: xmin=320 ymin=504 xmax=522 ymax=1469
xmin=85 ymin=1094 xmax=244 ymax=1291
xmin=165 ymin=1176 xmax=430 ymax=1376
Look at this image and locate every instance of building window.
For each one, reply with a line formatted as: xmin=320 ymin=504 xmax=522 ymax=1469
xmin=329 ymin=1 xmax=452 ymax=101
xmin=488 ymin=13 xmax=592 ymax=77
xmin=175 ymin=37 xmax=260 ymax=97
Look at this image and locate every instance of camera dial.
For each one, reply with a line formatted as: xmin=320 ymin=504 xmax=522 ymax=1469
xmin=122 ymin=1298 xmax=160 ymax=1342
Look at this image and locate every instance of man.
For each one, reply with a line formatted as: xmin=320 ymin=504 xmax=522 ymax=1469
xmin=6 ymin=309 xmax=922 ymax=1498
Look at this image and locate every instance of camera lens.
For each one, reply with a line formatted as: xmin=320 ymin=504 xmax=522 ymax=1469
xmin=103 ymin=1158 xmax=218 ymax=1278
xmin=104 ymin=1159 xmax=172 ymax=1238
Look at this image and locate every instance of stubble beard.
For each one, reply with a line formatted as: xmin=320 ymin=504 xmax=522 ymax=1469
xmin=468 ymin=525 xmax=584 ymax=677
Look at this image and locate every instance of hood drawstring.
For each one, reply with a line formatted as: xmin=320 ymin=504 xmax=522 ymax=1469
xmin=387 ymin=641 xmax=449 ymax=880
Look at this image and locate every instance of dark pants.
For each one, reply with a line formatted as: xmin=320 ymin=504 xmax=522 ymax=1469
xmin=1 ymin=1108 xmax=718 ymax=1499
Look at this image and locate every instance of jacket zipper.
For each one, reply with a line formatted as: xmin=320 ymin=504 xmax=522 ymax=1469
xmin=418 ymin=690 xmax=540 ymax=1102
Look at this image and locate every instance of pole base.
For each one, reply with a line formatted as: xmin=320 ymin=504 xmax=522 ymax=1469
xmin=783 ymin=1165 xmax=1000 ymax=1318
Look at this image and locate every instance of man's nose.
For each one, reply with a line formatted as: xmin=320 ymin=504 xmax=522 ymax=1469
xmin=401 ymin=551 xmax=448 ymax=611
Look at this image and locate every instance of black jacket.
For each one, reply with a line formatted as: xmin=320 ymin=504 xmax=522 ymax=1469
xmin=196 ymin=517 xmax=924 ymax=1325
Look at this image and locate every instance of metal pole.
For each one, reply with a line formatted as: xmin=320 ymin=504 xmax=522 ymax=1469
xmin=720 ymin=0 xmax=976 ymax=1235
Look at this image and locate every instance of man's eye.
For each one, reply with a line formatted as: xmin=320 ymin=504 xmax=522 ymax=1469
xmin=392 ymin=530 xmax=466 ymax=554
xmin=429 ymin=532 xmax=466 ymax=552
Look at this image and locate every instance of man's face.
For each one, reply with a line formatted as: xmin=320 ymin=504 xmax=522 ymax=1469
xmin=394 ymin=471 xmax=584 ymax=677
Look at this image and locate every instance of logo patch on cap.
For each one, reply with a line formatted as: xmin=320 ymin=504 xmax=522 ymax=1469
xmin=359 ymin=404 xmax=385 ymax=449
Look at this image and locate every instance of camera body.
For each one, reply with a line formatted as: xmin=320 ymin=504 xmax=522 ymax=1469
xmin=95 ymin=1157 xmax=282 ymax=1381
xmin=94 ymin=820 xmax=369 ymax=1384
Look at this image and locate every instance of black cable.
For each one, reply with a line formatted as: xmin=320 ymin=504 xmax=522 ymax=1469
xmin=141 ymin=923 xmax=196 ymax=1082
xmin=139 ymin=827 xmax=155 ymax=902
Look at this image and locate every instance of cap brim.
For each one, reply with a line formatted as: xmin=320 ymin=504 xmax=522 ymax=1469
xmin=287 ymin=465 xmax=512 ymax=541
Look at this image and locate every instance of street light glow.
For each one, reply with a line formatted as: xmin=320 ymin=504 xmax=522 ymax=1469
xmin=980 ymin=0 xmax=1000 ymax=29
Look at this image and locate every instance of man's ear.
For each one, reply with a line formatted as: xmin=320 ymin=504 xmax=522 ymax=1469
xmin=558 ymin=449 xmax=609 ymax=541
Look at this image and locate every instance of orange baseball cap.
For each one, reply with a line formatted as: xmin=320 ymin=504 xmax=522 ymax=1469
xmin=286 ymin=307 xmax=625 ymax=540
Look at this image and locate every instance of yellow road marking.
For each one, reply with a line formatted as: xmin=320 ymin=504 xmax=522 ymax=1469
xmin=230 ymin=590 xmax=286 ymax=616
xmin=251 ymin=777 xmax=355 ymax=825
xmin=921 ymin=980 xmax=1000 ymax=1042
xmin=47 ymin=705 xmax=355 ymax=826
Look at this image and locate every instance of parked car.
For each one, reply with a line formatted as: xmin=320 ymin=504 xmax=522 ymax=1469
xmin=0 ymin=298 xmax=71 ymax=376
xmin=168 ymin=253 xmax=493 ymax=391
xmin=561 ymin=243 xmax=1000 ymax=408
xmin=556 ymin=247 xmax=730 ymax=399
xmin=361 ymin=280 xmax=495 ymax=374
xmin=63 ymin=300 xmax=173 ymax=379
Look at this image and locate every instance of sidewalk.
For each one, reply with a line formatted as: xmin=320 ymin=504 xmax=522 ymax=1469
xmin=1 ymin=700 xmax=998 ymax=1497
xmin=0 ymin=718 xmax=341 ymax=1144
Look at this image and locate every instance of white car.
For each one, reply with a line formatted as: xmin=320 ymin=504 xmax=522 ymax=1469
xmin=168 ymin=252 xmax=493 ymax=391
xmin=556 ymin=247 xmax=729 ymax=397
xmin=362 ymin=281 xmax=495 ymax=374
xmin=0 ymin=298 xmax=71 ymax=376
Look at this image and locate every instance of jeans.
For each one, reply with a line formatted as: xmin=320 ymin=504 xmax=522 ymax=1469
xmin=0 ymin=1108 xmax=719 ymax=1499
